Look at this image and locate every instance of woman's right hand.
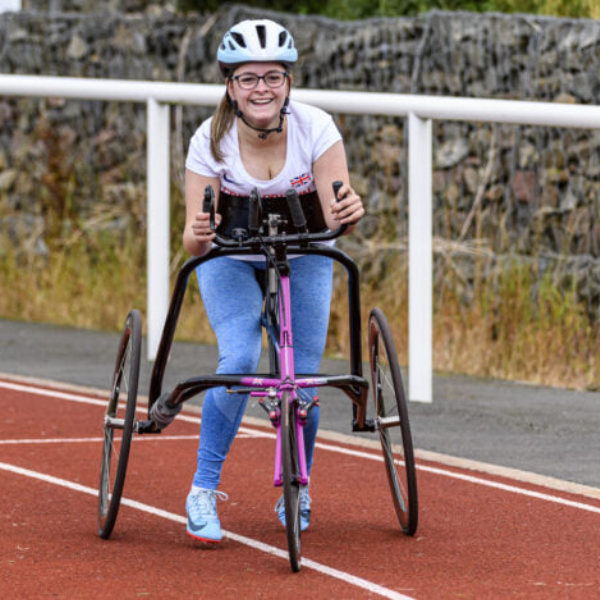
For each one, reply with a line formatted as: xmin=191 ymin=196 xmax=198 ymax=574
xmin=191 ymin=210 xmax=221 ymax=242
xmin=184 ymin=210 xmax=222 ymax=256
xmin=184 ymin=170 xmax=221 ymax=256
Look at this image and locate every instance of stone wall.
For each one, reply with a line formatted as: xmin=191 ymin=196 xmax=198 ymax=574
xmin=1 ymin=4 xmax=600 ymax=314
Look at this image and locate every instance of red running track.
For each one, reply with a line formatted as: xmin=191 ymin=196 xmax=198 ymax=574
xmin=1 ymin=376 xmax=600 ymax=599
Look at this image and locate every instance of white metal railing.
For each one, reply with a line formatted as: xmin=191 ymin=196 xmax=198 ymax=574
xmin=3 ymin=74 xmax=600 ymax=403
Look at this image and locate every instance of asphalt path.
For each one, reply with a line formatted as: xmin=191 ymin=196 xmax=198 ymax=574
xmin=1 ymin=318 xmax=599 ymax=488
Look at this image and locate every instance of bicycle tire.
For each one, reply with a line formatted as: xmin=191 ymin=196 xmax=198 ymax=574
xmin=281 ymin=391 xmax=302 ymax=572
xmin=368 ymin=307 xmax=418 ymax=536
xmin=97 ymin=309 xmax=141 ymax=539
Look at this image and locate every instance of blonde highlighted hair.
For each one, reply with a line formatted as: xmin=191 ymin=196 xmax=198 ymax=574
xmin=210 ymin=93 xmax=235 ymax=163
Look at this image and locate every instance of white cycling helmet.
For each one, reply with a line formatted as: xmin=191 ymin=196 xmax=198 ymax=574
xmin=217 ymin=19 xmax=298 ymax=77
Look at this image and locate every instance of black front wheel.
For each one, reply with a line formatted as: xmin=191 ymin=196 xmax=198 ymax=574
xmin=368 ymin=308 xmax=418 ymax=536
xmin=281 ymin=391 xmax=302 ymax=572
xmin=97 ymin=309 xmax=141 ymax=539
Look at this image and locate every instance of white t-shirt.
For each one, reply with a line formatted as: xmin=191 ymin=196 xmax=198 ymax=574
xmin=185 ymin=99 xmax=342 ymax=199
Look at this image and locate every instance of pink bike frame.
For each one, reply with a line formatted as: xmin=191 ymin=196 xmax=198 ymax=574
xmin=245 ymin=272 xmax=309 ymax=487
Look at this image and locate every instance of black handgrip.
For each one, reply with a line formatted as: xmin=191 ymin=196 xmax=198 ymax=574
xmin=248 ymin=187 xmax=262 ymax=236
xmin=330 ymin=180 xmax=348 ymax=237
xmin=203 ymin=185 xmax=215 ymax=230
xmin=286 ymin=188 xmax=307 ymax=231
xmin=332 ymin=180 xmax=344 ymax=201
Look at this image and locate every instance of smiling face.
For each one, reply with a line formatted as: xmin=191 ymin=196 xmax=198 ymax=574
xmin=226 ymin=62 xmax=292 ymax=131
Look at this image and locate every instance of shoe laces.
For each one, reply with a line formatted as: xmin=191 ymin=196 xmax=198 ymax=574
xmin=190 ymin=488 xmax=228 ymax=518
xmin=299 ymin=486 xmax=311 ymax=512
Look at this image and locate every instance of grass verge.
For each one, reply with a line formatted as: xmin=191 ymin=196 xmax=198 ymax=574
xmin=1 ymin=238 xmax=598 ymax=391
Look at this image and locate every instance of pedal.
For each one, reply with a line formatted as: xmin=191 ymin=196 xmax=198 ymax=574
xmin=135 ymin=419 xmax=162 ymax=434
xmin=149 ymin=392 xmax=182 ymax=430
xmin=352 ymin=418 xmax=376 ymax=432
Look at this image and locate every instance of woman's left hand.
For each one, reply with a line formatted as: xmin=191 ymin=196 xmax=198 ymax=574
xmin=330 ymin=183 xmax=365 ymax=225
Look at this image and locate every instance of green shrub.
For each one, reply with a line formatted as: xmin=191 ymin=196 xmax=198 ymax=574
xmin=178 ymin=0 xmax=599 ymax=19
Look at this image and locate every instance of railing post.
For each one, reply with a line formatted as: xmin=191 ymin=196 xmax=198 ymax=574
xmin=408 ymin=113 xmax=433 ymax=403
xmin=146 ymin=98 xmax=170 ymax=361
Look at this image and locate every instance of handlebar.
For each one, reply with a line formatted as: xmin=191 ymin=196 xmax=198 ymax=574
xmin=202 ymin=181 xmax=348 ymax=249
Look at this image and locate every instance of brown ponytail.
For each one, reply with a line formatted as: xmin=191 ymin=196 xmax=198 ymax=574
xmin=210 ymin=93 xmax=235 ymax=163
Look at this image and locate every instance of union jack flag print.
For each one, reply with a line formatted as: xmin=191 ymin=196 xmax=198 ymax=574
xmin=290 ymin=172 xmax=312 ymax=188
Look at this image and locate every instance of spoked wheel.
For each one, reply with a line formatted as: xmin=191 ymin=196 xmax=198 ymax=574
xmin=281 ymin=391 xmax=302 ymax=572
xmin=368 ymin=307 xmax=418 ymax=536
xmin=97 ymin=309 xmax=141 ymax=539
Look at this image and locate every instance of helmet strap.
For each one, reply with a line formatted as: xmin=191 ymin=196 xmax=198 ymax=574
xmin=229 ymin=95 xmax=290 ymax=140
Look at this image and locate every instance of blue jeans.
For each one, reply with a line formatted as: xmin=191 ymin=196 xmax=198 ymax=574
xmin=192 ymin=254 xmax=333 ymax=490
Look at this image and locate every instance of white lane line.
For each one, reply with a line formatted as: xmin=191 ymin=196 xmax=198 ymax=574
xmin=0 ymin=437 xmax=105 ymax=444
xmin=2 ymin=380 xmax=600 ymax=514
xmin=0 ymin=379 xmax=270 ymax=433
xmin=418 ymin=463 xmax=600 ymax=514
xmin=0 ymin=460 xmax=414 ymax=600
xmin=0 ymin=380 xmax=108 ymax=407
xmin=0 ymin=435 xmax=201 ymax=445
xmin=314 ymin=440 xmax=600 ymax=515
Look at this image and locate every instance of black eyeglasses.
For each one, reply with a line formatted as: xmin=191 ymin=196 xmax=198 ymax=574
xmin=231 ymin=71 xmax=289 ymax=90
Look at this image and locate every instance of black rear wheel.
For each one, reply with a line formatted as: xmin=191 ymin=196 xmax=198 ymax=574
xmin=368 ymin=308 xmax=418 ymax=536
xmin=281 ymin=391 xmax=302 ymax=572
xmin=97 ymin=309 xmax=141 ymax=539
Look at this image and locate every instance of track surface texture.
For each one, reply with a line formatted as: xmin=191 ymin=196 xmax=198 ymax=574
xmin=2 ymin=376 xmax=600 ymax=599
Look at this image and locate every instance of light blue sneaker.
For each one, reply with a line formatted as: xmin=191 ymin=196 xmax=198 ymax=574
xmin=186 ymin=487 xmax=228 ymax=543
xmin=275 ymin=486 xmax=311 ymax=532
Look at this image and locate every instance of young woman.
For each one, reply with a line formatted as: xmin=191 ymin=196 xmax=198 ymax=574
xmin=183 ymin=18 xmax=364 ymax=542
